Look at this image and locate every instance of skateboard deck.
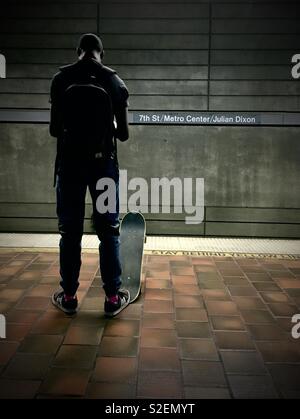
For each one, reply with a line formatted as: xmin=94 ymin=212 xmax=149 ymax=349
xmin=120 ymin=212 xmax=146 ymax=303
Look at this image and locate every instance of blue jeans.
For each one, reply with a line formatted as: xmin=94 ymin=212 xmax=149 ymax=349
xmin=56 ymin=157 xmax=122 ymax=297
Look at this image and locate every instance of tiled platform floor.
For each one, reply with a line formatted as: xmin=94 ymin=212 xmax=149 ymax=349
xmin=0 ymin=249 xmax=300 ymax=399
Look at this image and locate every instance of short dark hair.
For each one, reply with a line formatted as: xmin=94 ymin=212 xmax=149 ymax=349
xmin=77 ymin=33 xmax=103 ymax=54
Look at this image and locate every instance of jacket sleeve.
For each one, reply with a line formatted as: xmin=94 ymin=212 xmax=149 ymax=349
xmin=49 ymin=74 xmax=63 ymax=138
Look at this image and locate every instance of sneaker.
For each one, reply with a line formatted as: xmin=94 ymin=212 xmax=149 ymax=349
xmin=52 ymin=290 xmax=78 ymax=315
xmin=104 ymin=289 xmax=130 ymax=318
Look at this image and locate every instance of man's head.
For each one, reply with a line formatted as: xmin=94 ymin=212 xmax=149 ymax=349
xmin=77 ymin=33 xmax=104 ymax=62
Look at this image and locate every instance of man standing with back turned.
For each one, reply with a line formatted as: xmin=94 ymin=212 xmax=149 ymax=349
xmin=49 ymin=33 xmax=130 ymax=317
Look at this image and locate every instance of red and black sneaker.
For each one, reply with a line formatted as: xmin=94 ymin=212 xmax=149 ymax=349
xmin=104 ymin=289 xmax=130 ymax=318
xmin=52 ymin=290 xmax=78 ymax=315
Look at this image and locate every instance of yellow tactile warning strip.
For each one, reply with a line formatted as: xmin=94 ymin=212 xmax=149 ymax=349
xmin=0 ymin=233 xmax=300 ymax=258
xmin=0 ymin=247 xmax=299 ymax=261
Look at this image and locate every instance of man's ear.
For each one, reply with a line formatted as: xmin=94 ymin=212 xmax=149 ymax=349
xmin=101 ymin=50 xmax=105 ymax=60
xmin=77 ymin=47 xmax=82 ymax=56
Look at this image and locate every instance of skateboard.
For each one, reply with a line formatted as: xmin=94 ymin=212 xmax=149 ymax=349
xmin=120 ymin=212 xmax=146 ymax=303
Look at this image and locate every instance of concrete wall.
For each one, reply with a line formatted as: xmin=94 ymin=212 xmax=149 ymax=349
xmin=0 ymin=0 xmax=300 ymax=237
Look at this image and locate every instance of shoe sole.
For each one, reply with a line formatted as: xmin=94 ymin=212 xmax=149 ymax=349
xmin=51 ymin=294 xmax=77 ymax=315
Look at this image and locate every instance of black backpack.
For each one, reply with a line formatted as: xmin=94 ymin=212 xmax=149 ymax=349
xmin=62 ymin=75 xmax=114 ymax=158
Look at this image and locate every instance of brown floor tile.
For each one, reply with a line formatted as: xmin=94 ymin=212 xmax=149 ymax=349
xmin=190 ymin=257 xmax=214 ymax=265
xmin=223 ymin=277 xmax=249 ymax=286
xmin=214 ymin=331 xmax=255 ymax=350
xmin=285 ymin=288 xmax=300 ymax=298
xmin=261 ymin=263 xmax=286 ymax=271
xmin=137 ymin=371 xmax=183 ymax=398
xmin=184 ymin=387 xmax=231 ymax=399
xmin=0 ymin=379 xmax=41 ymax=399
xmin=268 ymin=303 xmax=298 ymax=317
xmin=0 ymin=266 xmax=24 ymax=277
xmin=99 ymin=337 xmax=138 ymax=357
xmin=268 ymin=364 xmax=300 ymax=392
xmin=5 ymin=323 xmax=32 ymax=341
xmin=176 ymin=321 xmax=211 ymax=338
xmin=174 ymin=295 xmax=204 ymax=308
xmin=104 ymin=319 xmax=140 ymax=337
xmin=86 ymin=382 xmax=136 ymax=399
xmin=218 ymin=268 xmax=244 ymax=277
xmin=0 ymin=288 xmax=25 ymax=302
xmin=54 ymin=345 xmax=98 ymax=369
xmin=256 ymin=341 xmax=300 ymax=363
xmin=71 ymin=310 xmax=107 ymax=327
xmin=92 ymin=356 xmax=137 ymax=383
xmin=221 ymin=351 xmax=267 ymax=375
xmin=260 ymin=292 xmax=291 ymax=304
xmin=176 ymin=308 xmax=208 ymax=322
xmin=268 ymin=271 xmax=295 ymax=279
xmin=253 ymin=282 xmax=282 ymax=292
xmin=80 ymin=296 xmax=103 ymax=310
xmin=242 ymin=267 xmax=266 ymax=274
xmin=17 ymin=271 xmax=42 ymax=281
xmin=142 ymin=313 xmax=175 ymax=329
xmin=179 ymin=338 xmax=219 ymax=361
xmin=141 ymin=329 xmax=177 ymax=348
xmin=139 ymin=347 xmax=180 ymax=371
xmin=173 ymin=284 xmax=201 ymax=295
xmin=63 ymin=326 xmax=103 ymax=346
xmin=276 ymin=279 xmax=300 ymax=289
xmin=182 ymin=360 xmax=227 ymax=387
xmin=246 ymin=273 xmax=273 ymax=282
xmin=228 ymin=286 xmax=258 ymax=297
xmin=146 ymin=271 xmax=170 ymax=279
xmin=6 ymin=280 xmax=37 ymax=289
xmin=197 ymin=272 xmax=221 ymax=282
xmin=194 ymin=264 xmax=217 ymax=273
xmin=171 ymin=267 xmax=194 ymax=276
xmin=39 ymin=368 xmax=90 ymax=396
xmin=25 ymin=285 xmax=57 ymax=298
xmin=206 ymin=301 xmax=239 ymax=316
xmin=25 ymin=263 xmax=52 ymax=272
xmin=2 ymin=353 xmax=52 ymax=380
xmin=145 ymin=289 xmax=173 ymax=301
xmin=215 ymin=262 xmax=239 ymax=270
xmin=31 ymin=312 xmax=72 ymax=334
xmin=198 ymin=280 xmax=226 ymax=290
xmin=240 ymin=310 xmax=275 ymax=325
xmin=35 ymin=254 xmax=58 ymax=263
xmin=248 ymin=324 xmax=289 ymax=341
xmin=17 ymin=296 xmax=50 ymax=310
xmin=0 ymin=342 xmax=19 ymax=365
xmin=233 ymin=297 xmax=267 ymax=310
xmin=143 ymin=300 xmax=174 ymax=314
xmin=172 ymin=275 xmax=197 ymax=285
xmin=19 ymin=334 xmax=63 ymax=354
xmin=0 ymin=302 xmax=12 ymax=313
xmin=145 ymin=279 xmax=172 ymax=289
xmin=118 ymin=304 xmax=143 ymax=320
xmin=202 ymin=289 xmax=231 ymax=301
xmin=276 ymin=317 xmax=296 ymax=332
xmin=210 ymin=316 xmax=246 ymax=331
xmin=40 ymin=276 xmax=60 ymax=285
xmin=6 ymin=310 xmax=41 ymax=324
xmin=228 ymin=375 xmax=278 ymax=399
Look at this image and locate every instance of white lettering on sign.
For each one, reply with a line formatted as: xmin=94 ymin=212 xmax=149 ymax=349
xmin=0 ymin=54 xmax=6 ymax=79
xmin=291 ymin=54 xmax=300 ymax=79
